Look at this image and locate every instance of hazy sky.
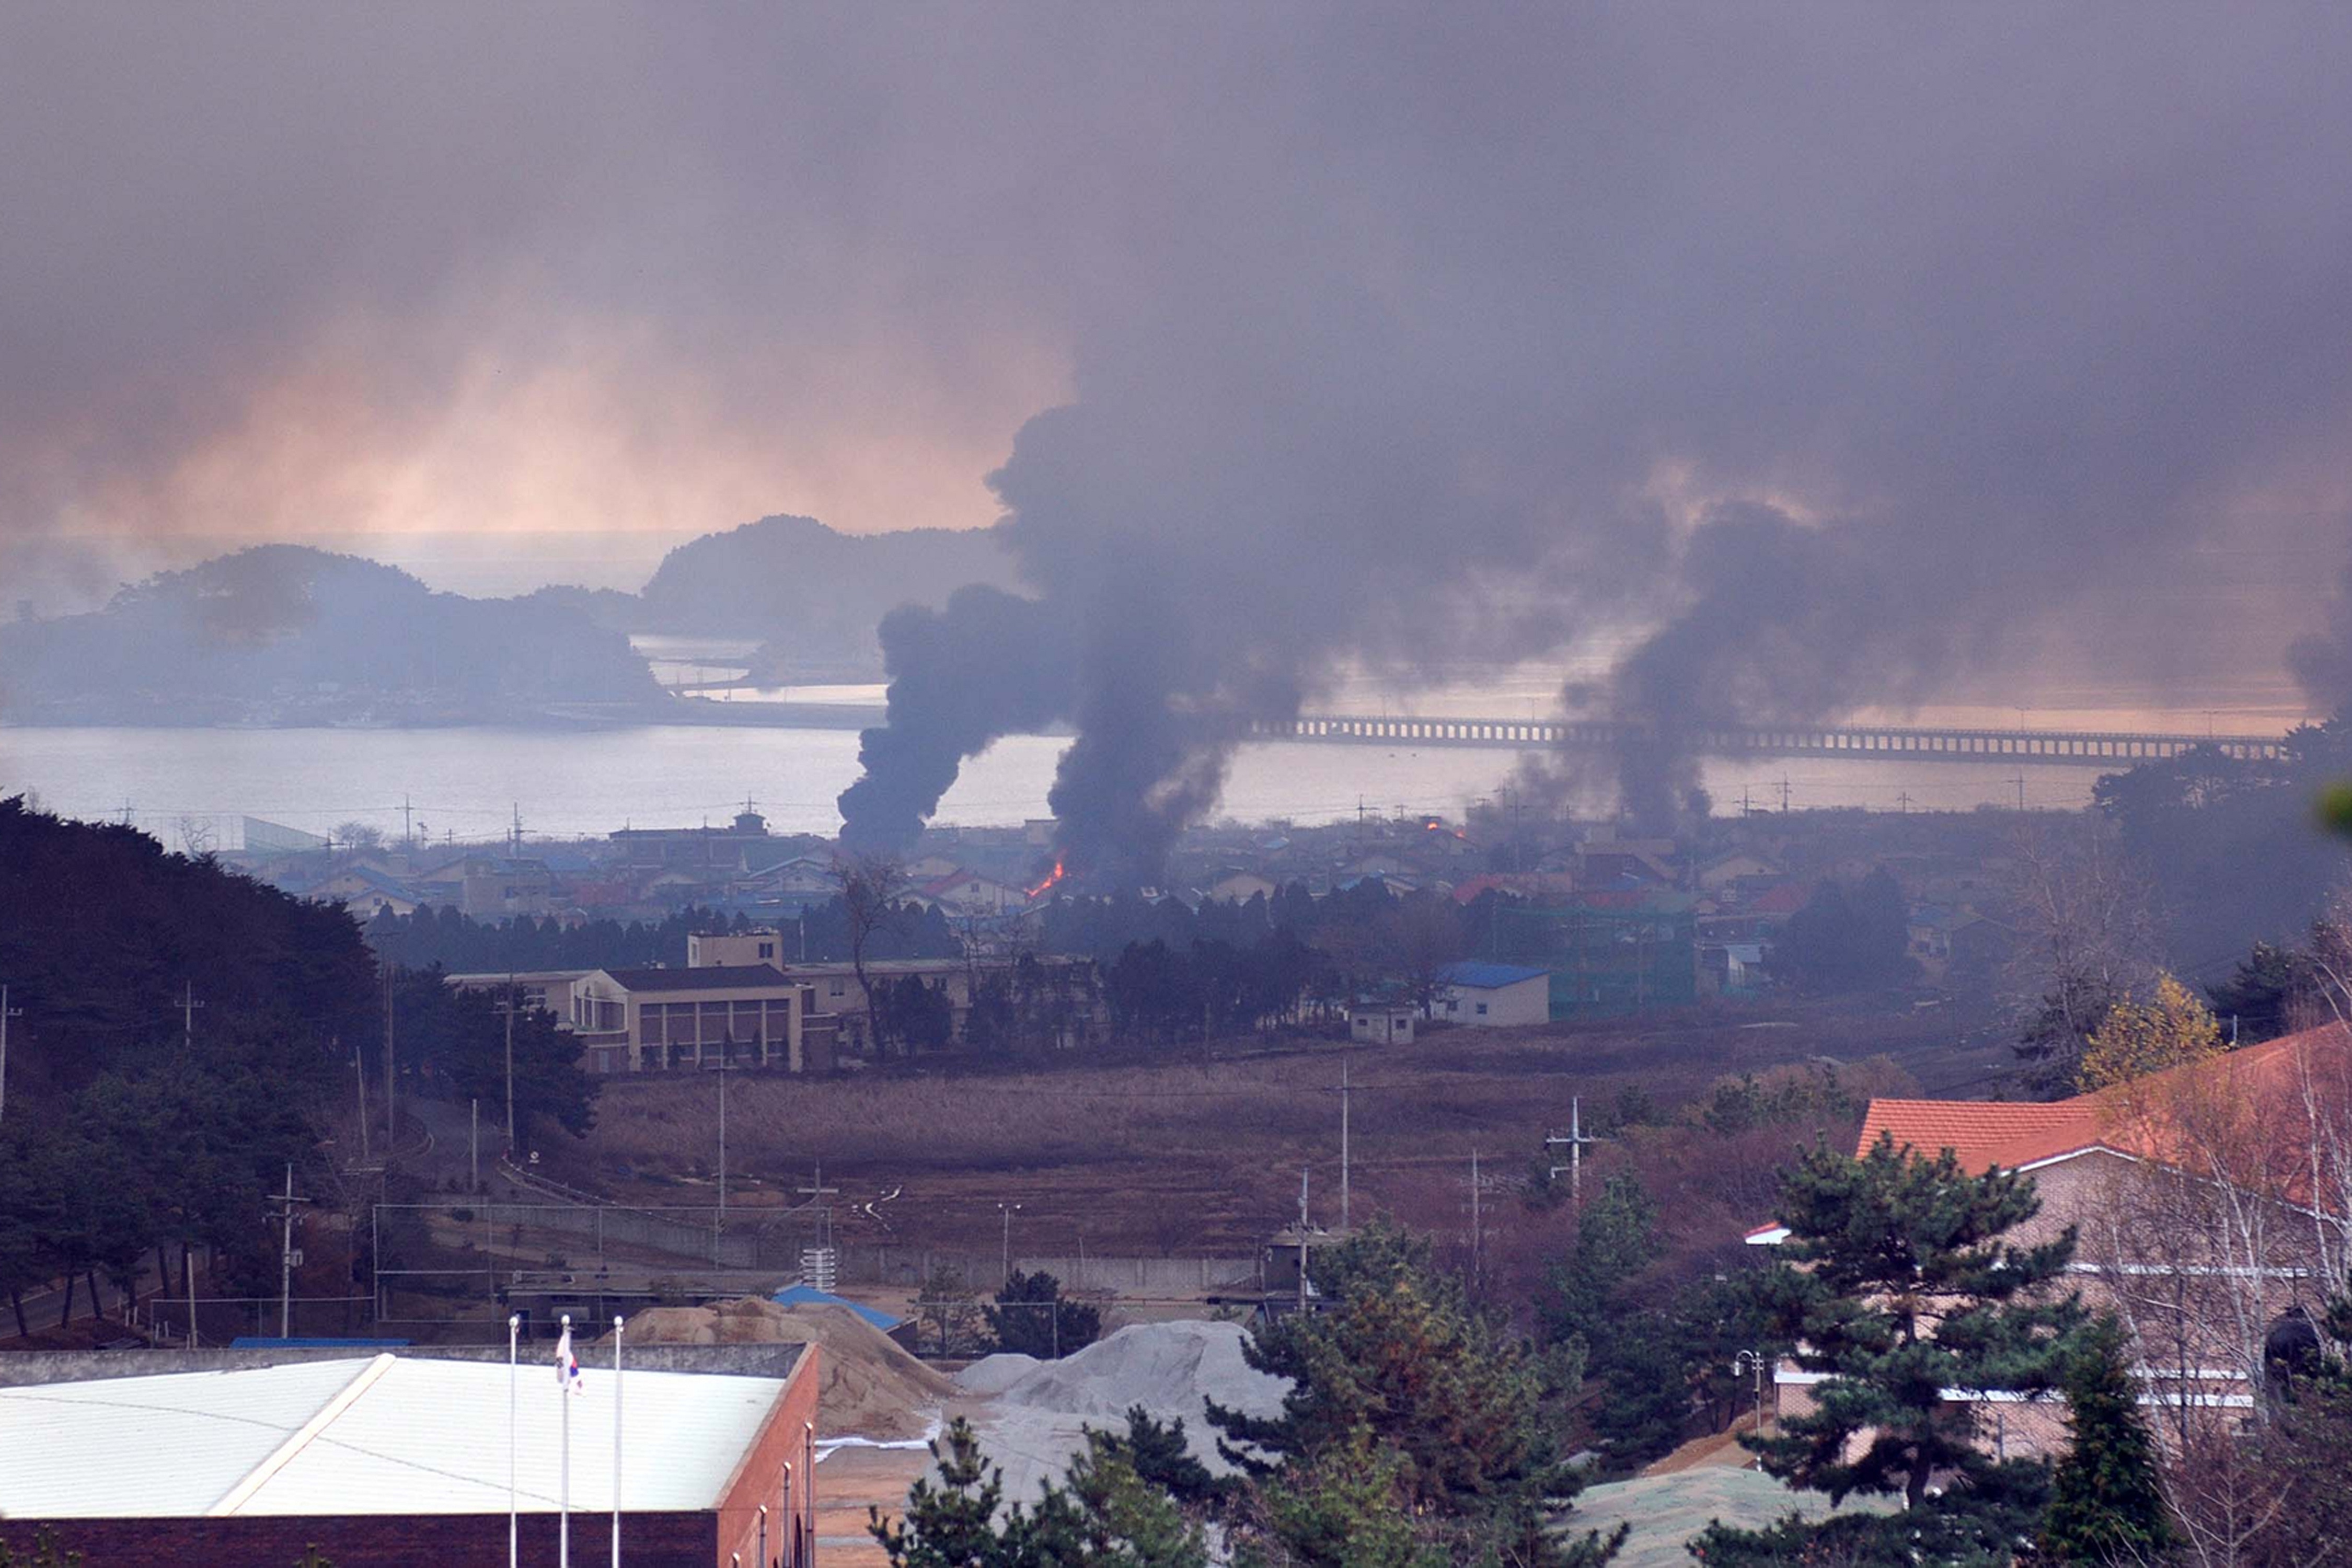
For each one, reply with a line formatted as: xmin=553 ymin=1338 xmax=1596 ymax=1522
xmin=5 ymin=5 xmax=2349 ymax=699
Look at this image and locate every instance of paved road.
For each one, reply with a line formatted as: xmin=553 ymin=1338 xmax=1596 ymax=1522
xmin=11 ymin=1248 xmax=181 ymax=1339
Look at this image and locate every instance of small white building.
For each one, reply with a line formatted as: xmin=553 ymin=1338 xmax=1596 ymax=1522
xmin=1349 ymin=1004 xmax=1415 ymax=1045
xmin=1435 ymin=961 xmax=1551 ymax=1027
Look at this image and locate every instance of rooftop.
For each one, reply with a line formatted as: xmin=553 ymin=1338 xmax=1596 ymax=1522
xmin=0 ymin=1353 xmax=793 ymax=1519
xmin=602 ymin=964 xmax=797 ymax=993
xmin=1438 ymin=960 xmax=1550 ymax=989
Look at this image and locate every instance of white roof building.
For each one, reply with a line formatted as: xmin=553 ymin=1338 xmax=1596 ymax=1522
xmin=0 ymin=1350 xmax=819 ymax=1564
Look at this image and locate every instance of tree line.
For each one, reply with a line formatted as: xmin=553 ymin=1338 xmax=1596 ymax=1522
xmin=357 ymin=898 xmax=961 ymax=974
xmin=0 ymin=799 xmax=599 ymax=1342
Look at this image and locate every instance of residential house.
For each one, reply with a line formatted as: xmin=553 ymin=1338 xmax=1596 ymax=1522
xmin=1694 ymin=848 xmax=1784 ymax=894
xmin=910 ymin=869 xmax=1032 ymax=917
xmin=1746 ymin=1026 xmax=2352 ymax=1459
xmin=1205 ymin=871 xmax=1279 ymax=905
xmin=409 ymin=856 xmax=557 ymax=920
xmin=300 ymin=864 xmax=424 ymax=919
xmin=1435 ymin=961 xmax=1550 ymax=1027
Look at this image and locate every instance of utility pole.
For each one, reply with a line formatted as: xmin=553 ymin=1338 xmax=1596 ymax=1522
xmin=997 ymin=1201 xmax=1023 ymax=1286
xmin=798 ymin=1165 xmax=840 ymax=1252
xmin=1470 ymin=1149 xmax=1482 ymax=1297
xmin=1297 ymin=1167 xmax=1311 ymax=1312
xmin=1777 ymin=777 xmax=1793 ymax=814
xmin=0 ymin=985 xmax=20 ymax=1128
xmin=1546 ymin=1096 xmax=1608 ymax=1208
xmin=349 ymin=1037 xmax=369 ymax=1167
xmin=1339 ymin=1058 xmax=1352 ymax=1232
xmin=270 ymin=1164 xmax=312 ymax=1338
xmin=717 ymin=1057 xmax=730 ymax=1215
xmin=401 ymin=795 xmax=413 ymax=847
xmin=2012 ymin=773 xmax=2027 ymax=813
xmin=470 ymin=1098 xmax=479 ymax=1192
xmin=383 ymin=968 xmax=397 ymax=1148
xmin=1896 ymin=790 xmax=1912 ymax=815
xmin=504 ymin=970 xmax=518 ymax=1152
xmin=178 ymin=981 xmax=205 ymax=1045
xmin=1733 ymin=1348 xmax=1771 ymax=1436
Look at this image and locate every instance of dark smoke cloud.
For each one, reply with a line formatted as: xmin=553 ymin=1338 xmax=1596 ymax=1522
xmin=838 ymin=585 xmax=1077 ymax=852
xmin=5 ymin=7 xmax=2350 ymax=867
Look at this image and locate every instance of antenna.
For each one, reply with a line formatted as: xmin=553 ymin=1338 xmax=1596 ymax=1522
xmin=178 ymin=981 xmax=206 ymax=1045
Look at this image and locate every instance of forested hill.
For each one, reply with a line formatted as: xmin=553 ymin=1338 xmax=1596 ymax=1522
xmin=637 ymin=513 xmax=1022 ymax=678
xmin=0 ymin=545 xmax=667 ymax=724
xmin=0 ymin=797 xmax=379 ymax=1103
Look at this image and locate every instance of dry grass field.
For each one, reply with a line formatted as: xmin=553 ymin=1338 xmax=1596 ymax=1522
xmin=559 ymin=999 xmax=2008 ymax=1261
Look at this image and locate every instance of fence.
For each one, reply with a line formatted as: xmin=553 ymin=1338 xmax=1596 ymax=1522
xmin=141 ymin=1296 xmax=374 ymax=1345
xmin=831 ymin=1247 xmax=1260 ymax=1297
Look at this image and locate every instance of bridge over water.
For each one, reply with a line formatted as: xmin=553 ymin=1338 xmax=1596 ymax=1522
xmin=1255 ymin=714 xmax=2287 ymax=767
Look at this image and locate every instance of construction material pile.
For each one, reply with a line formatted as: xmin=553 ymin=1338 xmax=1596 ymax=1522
xmin=954 ymin=1320 xmax=1290 ymax=1501
xmin=621 ymin=1297 xmax=954 ymax=1440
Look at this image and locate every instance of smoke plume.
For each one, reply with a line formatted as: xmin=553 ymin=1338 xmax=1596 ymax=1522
xmin=3 ymin=8 xmax=2349 ymax=868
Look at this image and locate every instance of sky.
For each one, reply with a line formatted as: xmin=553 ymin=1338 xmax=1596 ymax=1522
xmin=6 ymin=4 xmax=2352 ymax=841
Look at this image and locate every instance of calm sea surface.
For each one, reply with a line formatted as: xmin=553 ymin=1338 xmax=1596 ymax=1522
xmin=0 ymin=720 xmax=2153 ymax=851
xmin=1 ymin=638 xmax=2319 ymax=847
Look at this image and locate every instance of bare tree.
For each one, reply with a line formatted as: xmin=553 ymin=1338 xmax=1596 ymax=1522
xmin=832 ymin=850 xmax=907 ymax=1057
xmin=1377 ymin=892 xmax=1469 ymax=1018
xmin=172 ymin=814 xmax=216 ymax=858
xmin=2005 ymin=817 xmax=2163 ymax=1092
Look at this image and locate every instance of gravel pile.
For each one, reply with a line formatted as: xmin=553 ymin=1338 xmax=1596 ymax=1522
xmin=952 ymin=1320 xmax=1290 ymax=1502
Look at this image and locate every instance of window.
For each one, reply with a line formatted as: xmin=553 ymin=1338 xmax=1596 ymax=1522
xmin=758 ymin=942 xmax=775 ymax=959
xmin=1475 ymin=1002 xmax=1489 ymax=1016
xmin=828 ymin=978 xmax=846 ymax=997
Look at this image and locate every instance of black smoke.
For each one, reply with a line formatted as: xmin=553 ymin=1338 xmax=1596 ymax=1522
xmin=4 ymin=8 xmax=2349 ymax=868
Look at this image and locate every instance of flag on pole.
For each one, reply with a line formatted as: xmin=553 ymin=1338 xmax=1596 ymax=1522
xmin=555 ymin=1323 xmax=585 ymax=1394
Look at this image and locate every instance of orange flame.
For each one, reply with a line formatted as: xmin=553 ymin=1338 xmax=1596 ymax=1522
xmin=1026 ymin=859 xmax=1067 ymax=898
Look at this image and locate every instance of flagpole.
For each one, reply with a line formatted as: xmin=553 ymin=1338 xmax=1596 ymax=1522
xmin=612 ymin=1314 xmax=625 ymax=1567
xmin=508 ymin=1312 xmax=520 ymax=1568
xmin=560 ymin=1311 xmax=573 ymax=1568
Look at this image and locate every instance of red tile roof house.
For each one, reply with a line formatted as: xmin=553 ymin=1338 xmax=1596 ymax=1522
xmin=1746 ymin=1024 xmax=2352 ymax=1462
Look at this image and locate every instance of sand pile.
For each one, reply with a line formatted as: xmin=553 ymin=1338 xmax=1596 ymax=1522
xmin=952 ymin=1320 xmax=1290 ymax=1501
xmin=622 ymin=1297 xmax=954 ymax=1440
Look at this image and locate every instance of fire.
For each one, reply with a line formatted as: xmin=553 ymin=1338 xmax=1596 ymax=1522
xmin=1026 ymin=859 xmax=1067 ymax=898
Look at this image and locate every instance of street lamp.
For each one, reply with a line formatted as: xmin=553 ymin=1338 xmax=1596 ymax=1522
xmin=1733 ymin=1348 xmax=1771 ymax=1438
xmin=997 ymin=1201 xmax=1023 ymax=1285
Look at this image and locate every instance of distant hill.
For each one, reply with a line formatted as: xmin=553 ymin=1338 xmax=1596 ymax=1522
xmin=637 ymin=514 xmax=1022 ymax=678
xmin=0 ymin=545 xmax=668 ymax=725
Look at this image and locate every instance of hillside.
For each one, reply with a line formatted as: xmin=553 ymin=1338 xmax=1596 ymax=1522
xmin=0 ymin=545 xmax=668 ymax=725
xmin=636 ymin=513 xmax=1021 ymax=678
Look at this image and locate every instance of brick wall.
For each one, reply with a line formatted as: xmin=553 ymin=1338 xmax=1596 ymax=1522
xmin=714 ymin=1343 xmax=823 ymax=1568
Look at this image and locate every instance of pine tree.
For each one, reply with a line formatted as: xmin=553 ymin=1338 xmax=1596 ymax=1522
xmin=870 ymin=1416 xmax=1208 ymax=1568
xmin=870 ymin=1419 xmax=1019 ymax=1568
xmin=1748 ymin=1132 xmax=2084 ymax=1511
xmin=2040 ymin=1315 xmax=2171 ymax=1565
xmin=1210 ymin=1219 xmax=1623 ymax=1566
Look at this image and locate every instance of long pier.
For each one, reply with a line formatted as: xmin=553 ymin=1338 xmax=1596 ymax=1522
xmin=1256 ymin=714 xmax=2287 ymax=766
